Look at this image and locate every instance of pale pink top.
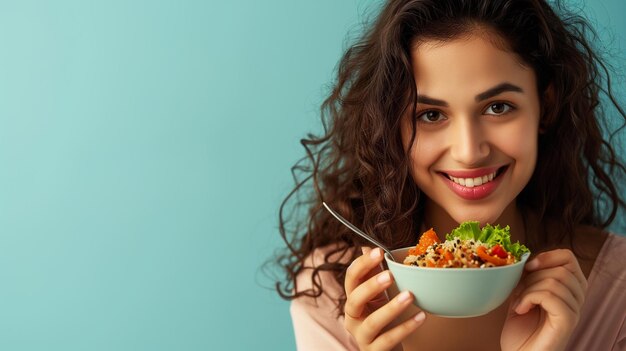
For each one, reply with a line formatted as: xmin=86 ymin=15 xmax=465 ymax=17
xmin=290 ymin=233 xmax=626 ymax=350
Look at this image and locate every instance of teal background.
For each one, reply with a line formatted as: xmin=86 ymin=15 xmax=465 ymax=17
xmin=0 ymin=1 xmax=623 ymax=350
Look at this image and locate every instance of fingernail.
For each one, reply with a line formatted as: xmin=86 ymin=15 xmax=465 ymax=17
xmin=397 ymin=291 xmax=411 ymax=304
xmin=413 ymin=311 xmax=426 ymax=323
xmin=370 ymin=248 xmax=381 ymax=260
xmin=377 ymin=271 xmax=390 ymax=284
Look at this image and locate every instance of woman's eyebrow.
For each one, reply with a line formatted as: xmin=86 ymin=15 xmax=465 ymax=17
xmin=416 ymin=95 xmax=448 ymax=107
xmin=416 ymin=82 xmax=524 ymax=107
xmin=475 ymin=83 xmax=524 ymax=102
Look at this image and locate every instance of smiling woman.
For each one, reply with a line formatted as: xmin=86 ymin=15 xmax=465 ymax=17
xmin=272 ymin=0 xmax=626 ymax=350
xmin=402 ymin=33 xmax=541 ymax=231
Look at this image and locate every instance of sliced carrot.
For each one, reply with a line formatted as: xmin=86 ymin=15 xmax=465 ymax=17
xmin=413 ymin=228 xmax=440 ymax=256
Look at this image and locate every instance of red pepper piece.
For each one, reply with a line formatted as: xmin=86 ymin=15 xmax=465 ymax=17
xmin=476 ymin=246 xmax=508 ymax=266
xmin=491 ymin=244 xmax=508 ymax=259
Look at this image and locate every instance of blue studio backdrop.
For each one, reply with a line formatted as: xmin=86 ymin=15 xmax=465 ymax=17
xmin=0 ymin=1 xmax=624 ymax=350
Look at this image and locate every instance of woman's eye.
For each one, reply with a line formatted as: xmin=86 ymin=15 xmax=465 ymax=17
xmin=485 ymin=102 xmax=513 ymax=115
xmin=417 ymin=110 xmax=445 ymax=123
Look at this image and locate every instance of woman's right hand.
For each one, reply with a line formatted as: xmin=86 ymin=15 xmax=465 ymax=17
xmin=344 ymin=247 xmax=426 ymax=351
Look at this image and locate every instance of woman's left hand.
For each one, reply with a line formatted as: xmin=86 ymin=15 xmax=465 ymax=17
xmin=500 ymin=249 xmax=587 ymax=351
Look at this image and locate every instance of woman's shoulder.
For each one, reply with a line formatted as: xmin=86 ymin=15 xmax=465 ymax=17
xmin=568 ymin=232 xmax=626 ymax=349
xmin=557 ymin=224 xmax=609 ymax=278
xmin=289 ymin=243 xmax=361 ymax=351
xmin=551 ymin=224 xmax=624 ymax=279
xmin=588 ymin=231 xmax=626 ymax=281
xmin=303 ymin=242 xmax=355 ymax=268
xmin=293 ymin=242 xmax=356 ymax=299
xmin=602 ymin=231 xmax=626 ymax=252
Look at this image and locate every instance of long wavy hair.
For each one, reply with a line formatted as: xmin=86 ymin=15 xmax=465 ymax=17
xmin=273 ymin=0 xmax=626 ymax=314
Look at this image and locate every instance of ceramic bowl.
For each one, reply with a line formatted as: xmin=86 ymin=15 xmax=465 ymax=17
xmin=385 ymin=247 xmax=529 ymax=318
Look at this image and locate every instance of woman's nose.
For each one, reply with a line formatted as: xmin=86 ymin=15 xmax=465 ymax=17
xmin=449 ymin=117 xmax=490 ymax=166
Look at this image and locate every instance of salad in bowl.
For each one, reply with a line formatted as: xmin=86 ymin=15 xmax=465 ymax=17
xmin=385 ymin=221 xmax=530 ymax=317
xmin=403 ymin=221 xmax=529 ymax=268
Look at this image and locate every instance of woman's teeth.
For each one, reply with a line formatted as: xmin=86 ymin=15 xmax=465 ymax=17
xmin=449 ymin=171 xmax=496 ymax=188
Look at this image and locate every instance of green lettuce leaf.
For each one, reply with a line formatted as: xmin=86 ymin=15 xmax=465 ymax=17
xmin=445 ymin=221 xmax=530 ymax=259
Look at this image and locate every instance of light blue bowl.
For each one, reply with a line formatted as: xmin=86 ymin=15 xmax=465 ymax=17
xmin=385 ymin=247 xmax=529 ymax=318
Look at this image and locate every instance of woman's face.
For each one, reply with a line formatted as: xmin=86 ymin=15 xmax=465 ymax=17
xmin=401 ymin=33 xmax=541 ymax=227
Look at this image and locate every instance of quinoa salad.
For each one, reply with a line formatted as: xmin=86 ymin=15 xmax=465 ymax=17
xmin=403 ymin=222 xmax=530 ymax=268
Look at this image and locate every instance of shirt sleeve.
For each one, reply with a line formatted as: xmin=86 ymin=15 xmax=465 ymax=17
xmin=289 ymin=247 xmax=359 ymax=351
xmin=614 ymin=318 xmax=626 ymax=351
xmin=568 ymin=233 xmax=626 ymax=351
xmin=290 ymin=293 xmax=358 ymax=351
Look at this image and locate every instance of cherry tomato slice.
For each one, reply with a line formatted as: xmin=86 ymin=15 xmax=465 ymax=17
xmin=491 ymin=244 xmax=508 ymax=259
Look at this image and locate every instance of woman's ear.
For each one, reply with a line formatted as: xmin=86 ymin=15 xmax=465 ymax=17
xmin=539 ymin=84 xmax=555 ymax=134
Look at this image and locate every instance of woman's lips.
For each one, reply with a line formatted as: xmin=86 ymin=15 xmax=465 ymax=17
xmin=440 ymin=166 xmax=508 ymax=200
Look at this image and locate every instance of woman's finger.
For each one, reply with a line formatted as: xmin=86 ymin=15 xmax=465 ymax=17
xmin=368 ymin=311 xmax=426 ymax=351
xmin=514 ymin=289 xmax=579 ymax=332
xmin=345 ymin=270 xmax=394 ymax=320
xmin=525 ymin=249 xmax=587 ymax=290
xmin=514 ymin=277 xmax=579 ymax=315
xmin=520 ymin=266 xmax=585 ymax=306
xmin=356 ymin=291 xmax=416 ymax=343
xmin=345 ymin=247 xmax=385 ymax=294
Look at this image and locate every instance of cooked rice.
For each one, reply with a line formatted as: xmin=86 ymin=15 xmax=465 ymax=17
xmin=403 ymin=237 xmax=511 ymax=268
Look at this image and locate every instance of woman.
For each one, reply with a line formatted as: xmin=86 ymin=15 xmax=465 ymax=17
xmin=274 ymin=0 xmax=626 ymax=349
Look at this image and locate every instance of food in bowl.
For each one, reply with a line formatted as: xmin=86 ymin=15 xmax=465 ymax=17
xmin=383 ymin=222 xmax=530 ymax=317
xmin=403 ymin=221 xmax=530 ymax=268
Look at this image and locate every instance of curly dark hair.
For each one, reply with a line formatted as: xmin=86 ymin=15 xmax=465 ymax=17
xmin=273 ymin=0 xmax=626 ymax=315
